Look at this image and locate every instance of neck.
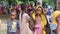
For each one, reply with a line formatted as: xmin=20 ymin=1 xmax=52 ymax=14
xmin=11 ymin=19 xmax=16 ymax=21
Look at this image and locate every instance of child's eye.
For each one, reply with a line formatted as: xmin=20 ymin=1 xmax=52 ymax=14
xmin=11 ymin=15 xmax=15 ymax=16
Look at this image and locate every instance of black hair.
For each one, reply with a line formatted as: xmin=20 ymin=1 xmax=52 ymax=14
xmin=21 ymin=4 xmax=26 ymax=11
xmin=37 ymin=2 xmax=41 ymax=5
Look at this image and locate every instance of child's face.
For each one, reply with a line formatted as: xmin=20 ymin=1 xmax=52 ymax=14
xmin=10 ymin=14 xmax=16 ymax=20
xmin=56 ymin=14 xmax=60 ymax=23
xmin=36 ymin=7 xmax=42 ymax=14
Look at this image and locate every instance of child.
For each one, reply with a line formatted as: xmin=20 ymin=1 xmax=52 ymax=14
xmin=52 ymin=11 xmax=60 ymax=34
xmin=20 ymin=4 xmax=33 ymax=34
xmin=32 ymin=5 xmax=47 ymax=34
xmin=7 ymin=11 xmax=20 ymax=34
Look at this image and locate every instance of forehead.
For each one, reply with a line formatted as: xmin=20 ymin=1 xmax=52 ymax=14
xmin=37 ymin=7 xmax=42 ymax=10
xmin=11 ymin=14 xmax=16 ymax=15
xmin=10 ymin=12 xmax=16 ymax=15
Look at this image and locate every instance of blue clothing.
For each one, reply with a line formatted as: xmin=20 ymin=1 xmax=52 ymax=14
xmin=7 ymin=20 xmax=20 ymax=34
xmin=50 ymin=23 xmax=57 ymax=34
xmin=47 ymin=10 xmax=51 ymax=16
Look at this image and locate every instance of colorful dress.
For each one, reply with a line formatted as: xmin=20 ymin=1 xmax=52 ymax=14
xmin=35 ymin=16 xmax=42 ymax=34
xmin=32 ymin=5 xmax=47 ymax=34
xmin=32 ymin=12 xmax=47 ymax=34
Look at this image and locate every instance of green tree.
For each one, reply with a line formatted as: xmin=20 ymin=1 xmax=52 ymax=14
xmin=43 ymin=0 xmax=56 ymax=8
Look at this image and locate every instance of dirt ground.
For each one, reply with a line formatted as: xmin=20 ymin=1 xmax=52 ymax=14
xmin=0 ymin=23 xmax=7 ymax=34
xmin=0 ymin=15 xmax=9 ymax=34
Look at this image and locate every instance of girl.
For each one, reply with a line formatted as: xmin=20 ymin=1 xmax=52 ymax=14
xmin=20 ymin=4 xmax=33 ymax=34
xmin=52 ymin=11 xmax=60 ymax=34
xmin=32 ymin=5 xmax=47 ymax=34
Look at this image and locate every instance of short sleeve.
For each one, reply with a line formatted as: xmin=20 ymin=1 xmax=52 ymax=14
xmin=26 ymin=14 xmax=30 ymax=19
xmin=7 ymin=21 xmax=12 ymax=31
xmin=17 ymin=21 xmax=20 ymax=29
xmin=7 ymin=21 xmax=11 ymax=28
xmin=23 ymin=13 xmax=30 ymax=20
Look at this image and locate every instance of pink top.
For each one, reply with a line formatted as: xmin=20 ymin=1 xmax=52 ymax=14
xmin=35 ymin=16 xmax=42 ymax=34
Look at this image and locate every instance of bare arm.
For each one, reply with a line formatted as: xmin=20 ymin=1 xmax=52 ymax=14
xmin=28 ymin=17 xmax=35 ymax=31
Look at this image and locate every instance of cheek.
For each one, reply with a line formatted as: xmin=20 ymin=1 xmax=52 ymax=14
xmin=11 ymin=16 xmax=14 ymax=18
xmin=57 ymin=19 xmax=60 ymax=23
xmin=11 ymin=16 xmax=16 ymax=18
xmin=58 ymin=19 xmax=60 ymax=22
xmin=13 ymin=16 xmax=16 ymax=18
xmin=37 ymin=11 xmax=41 ymax=14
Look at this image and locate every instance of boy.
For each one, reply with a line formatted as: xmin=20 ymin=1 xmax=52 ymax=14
xmin=7 ymin=11 xmax=20 ymax=34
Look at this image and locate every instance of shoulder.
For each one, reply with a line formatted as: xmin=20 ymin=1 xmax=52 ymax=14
xmin=23 ymin=13 xmax=28 ymax=16
xmin=7 ymin=20 xmax=11 ymax=24
xmin=15 ymin=20 xmax=19 ymax=24
xmin=7 ymin=20 xmax=12 ymax=26
xmin=23 ymin=13 xmax=30 ymax=18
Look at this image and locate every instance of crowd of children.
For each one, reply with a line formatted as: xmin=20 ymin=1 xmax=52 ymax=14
xmin=6 ymin=2 xmax=60 ymax=34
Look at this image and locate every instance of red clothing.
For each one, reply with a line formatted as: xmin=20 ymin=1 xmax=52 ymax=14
xmin=0 ymin=10 xmax=4 ymax=15
xmin=27 ymin=5 xmax=31 ymax=10
xmin=17 ymin=5 xmax=21 ymax=11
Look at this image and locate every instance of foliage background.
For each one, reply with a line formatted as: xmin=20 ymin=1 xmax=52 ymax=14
xmin=43 ymin=0 xmax=56 ymax=8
